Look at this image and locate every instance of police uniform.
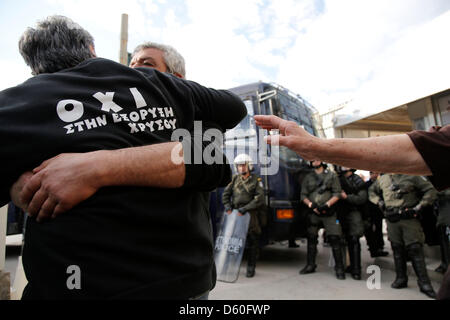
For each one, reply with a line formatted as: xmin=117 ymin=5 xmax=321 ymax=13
xmin=222 ymin=173 xmax=265 ymax=277
xmin=337 ymin=171 xmax=367 ymax=280
xmin=435 ymin=190 xmax=450 ymax=273
xmin=369 ymin=173 xmax=438 ymax=298
xmin=364 ymin=178 xmax=388 ymax=258
xmin=299 ymin=167 xmax=346 ymax=279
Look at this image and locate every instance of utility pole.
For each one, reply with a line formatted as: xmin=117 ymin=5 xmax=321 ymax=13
xmin=119 ymin=13 xmax=129 ymax=65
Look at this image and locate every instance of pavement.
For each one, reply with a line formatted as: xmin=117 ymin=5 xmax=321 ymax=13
xmin=209 ymin=235 xmax=444 ymax=300
xmin=2 ymin=232 xmax=445 ymax=300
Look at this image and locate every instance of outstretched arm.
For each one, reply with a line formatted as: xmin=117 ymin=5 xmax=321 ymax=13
xmin=254 ymin=115 xmax=431 ymax=176
xmin=14 ymin=142 xmax=185 ymax=221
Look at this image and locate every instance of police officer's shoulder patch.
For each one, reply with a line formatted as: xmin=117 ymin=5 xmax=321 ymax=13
xmin=257 ymin=177 xmax=263 ymax=188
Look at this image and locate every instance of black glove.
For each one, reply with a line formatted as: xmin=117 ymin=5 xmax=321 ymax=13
xmin=378 ymin=200 xmax=385 ymax=211
xmin=413 ymin=204 xmax=423 ymax=214
xmin=401 ymin=204 xmax=422 ymax=218
xmin=318 ymin=204 xmax=330 ymax=215
xmin=237 ymin=207 xmax=247 ymax=214
xmin=309 ymin=202 xmax=318 ymax=210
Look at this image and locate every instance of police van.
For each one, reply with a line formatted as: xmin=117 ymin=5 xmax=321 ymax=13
xmin=210 ymin=82 xmax=321 ymax=246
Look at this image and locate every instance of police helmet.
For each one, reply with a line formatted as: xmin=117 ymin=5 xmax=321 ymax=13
xmin=334 ymin=165 xmax=356 ymax=174
xmin=309 ymin=160 xmax=327 ymax=169
xmin=234 ymin=153 xmax=254 ymax=171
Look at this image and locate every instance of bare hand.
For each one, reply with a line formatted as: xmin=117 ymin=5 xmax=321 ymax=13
xmin=10 ymin=171 xmax=34 ymax=210
xmin=226 ymin=210 xmax=232 ymax=215
xmin=254 ymin=115 xmax=319 ymax=160
xmin=20 ymin=152 xmax=103 ymax=222
xmin=341 ymin=191 xmax=348 ymax=199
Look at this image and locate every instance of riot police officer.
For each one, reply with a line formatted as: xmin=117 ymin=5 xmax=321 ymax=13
xmin=222 ymin=154 xmax=265 ymax=278
xmin=369 ymin=173 xmax=438 ymax=298
xmin=300 ymin=160 xmax=345 ymax=280
xmin=335 ymin=166 xmax=367 ymax=280
xmin=364 ymin=172 xmax=389 ymax=258
xmin=435 ymin=190 xmax=450 ymax=274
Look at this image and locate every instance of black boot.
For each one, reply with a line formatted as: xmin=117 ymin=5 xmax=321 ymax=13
xmin=300 ymin=238 xmax=317 ymax=274
xmin=346 ymin=240 xmax=353 ymax=274
xmin=391 ymin=242 xmax=408 ymax=289
xmin=435 ymin=225 xmax=449 ymax=274
xmin=329 ymin=236 xmax=346 ymax=280
xmin=370 ymin=248 xmax=389 ymax=258
xmin=348 ymin=237 xmax=361 ymax=280
xmin=407 ymin=243 xmax=436 ymax=299
xmin=289 ymin=239 xmax=299 ymax=248
xmin=246 ymin=234 xmax=259 ymax=278
xmin=246 ymin=265 xmax=255 ymax=278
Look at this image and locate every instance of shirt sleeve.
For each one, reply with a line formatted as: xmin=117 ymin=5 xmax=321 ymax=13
xmin=414 ymin=176 xmax=438 ymax=208
xmin=138 ymin=68 xmax=247 ymax=131
xmin=347 ymin=188 xmax=368 ymax=206
xmin=330 ymin=173 xmax=342 ymax=198
xmin=221 ymin=176 xmax=235 ymax=209
xmin=300 ymin=175 xmax=310 ymax=202
xmin=368 ymin=180 xmax=382 ymax=205
xmin=181 ymin=79 xmax=248 ymax=130
xmin=241 ymin=178 xmax=265 ymax=212
xmin=407 ymin=125 xmax=450 ymax=191
xmin=182 ymin=121 xmax=232 ymax=191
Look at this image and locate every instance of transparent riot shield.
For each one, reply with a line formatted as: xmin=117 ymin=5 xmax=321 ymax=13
xmin=214 ymin=209 xmax=251 ymax=283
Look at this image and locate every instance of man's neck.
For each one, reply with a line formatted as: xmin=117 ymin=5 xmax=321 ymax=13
xmin=241 ymin=173 xmax=250 ymax=180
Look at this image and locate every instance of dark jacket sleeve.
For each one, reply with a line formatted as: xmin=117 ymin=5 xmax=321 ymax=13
xmin=137 ymin=67 xmax=247 ymax=131
xmin=347 ymin=188 xmax=368 ymax=206
xmin=222 ymin=176 xmax=235 ymax=209
xmin=171 ymin=79 xmax=246 ymax=191
xmin=0 ymin=187 xmax=10 ymax=207
xmin=182 ymin=79 xmax=248 ymax=130
xmin=182 ymin=121 xmax=232 ymax=191
xmin=368 ymin=180 xmax=382 ymax=205
xmin=330 ymin=172 xmax=342 ymax=199
xmin=240 ymin=179 xmax=264 ymax=212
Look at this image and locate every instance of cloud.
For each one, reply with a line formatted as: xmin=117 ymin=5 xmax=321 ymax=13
xmin=1 ymin=0 xmax=449 ymax=114
xmin=0 ymin=59 xmax=32 ymax=90
xmin=351 ymin=10 xmax=450 ymax=114
xmin=277 ymin=0 xmax=450 ymax=111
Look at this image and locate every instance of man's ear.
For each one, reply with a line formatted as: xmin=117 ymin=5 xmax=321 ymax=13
xmin=89 ymin=44 xmax=97 ymax=57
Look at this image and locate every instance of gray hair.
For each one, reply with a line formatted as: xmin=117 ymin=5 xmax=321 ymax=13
xmin=132 ymin=42 xmax=186 ymax=78
xmin=19 ymin=15 xmax=96 ymax=75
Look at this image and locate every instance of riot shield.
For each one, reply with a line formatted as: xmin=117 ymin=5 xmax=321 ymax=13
xmin=214 ymin=209 xmax=251 ymax=283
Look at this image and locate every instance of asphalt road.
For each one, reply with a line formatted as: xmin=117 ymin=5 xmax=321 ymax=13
xmin=209 ymin=238 xmax=443 ymax=300
xmin=4 ymin=235 xmax=443 ymax=300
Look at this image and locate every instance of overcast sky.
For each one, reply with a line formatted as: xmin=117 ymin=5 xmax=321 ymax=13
xmin=0 ymin=0 xmax=449 ymax=113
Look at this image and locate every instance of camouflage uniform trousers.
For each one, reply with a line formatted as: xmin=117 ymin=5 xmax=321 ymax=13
xmin=307 ymin=211 xmax=342 ymax=240
xmin=386 ymin=218 xmax=425 ymax=246
xmin=341 ymin=210 xmax=365 ymax=238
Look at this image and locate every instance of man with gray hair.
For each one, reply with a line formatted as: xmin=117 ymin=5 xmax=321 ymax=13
xmin=1 ymin=15 xmax=246 ymax=299
xmin=130 ymin=41 xmax=186 ymax=79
